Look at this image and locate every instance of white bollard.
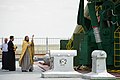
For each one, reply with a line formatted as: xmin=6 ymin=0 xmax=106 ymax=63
xmin=41 ymin=50 xmax=82 ymax=78
xmin=92 ymin=50 xmax=107 ymax=73
xmin=82 ymin=50 xmax=116 ymax=80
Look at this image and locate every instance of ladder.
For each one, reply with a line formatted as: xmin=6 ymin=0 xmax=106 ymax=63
xmin=114 ymin=26 xmax=120 ymax=67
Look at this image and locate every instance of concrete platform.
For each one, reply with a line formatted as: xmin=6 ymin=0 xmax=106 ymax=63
xmin=0 ymin=61 xmax=120 ymax=80
xmin=82 ymin=72 xmax=116 ymax=80
xmin=41 ymin=71 xmax=82 ymax=78
xmin=0 ymin=61 xmax=85 ymax=80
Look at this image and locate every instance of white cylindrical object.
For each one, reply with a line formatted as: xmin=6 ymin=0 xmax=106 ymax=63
xmin=93 ymin=27 xmax=102 ymax=43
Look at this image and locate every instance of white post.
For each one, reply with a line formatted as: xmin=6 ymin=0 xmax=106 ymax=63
xmin=2 ymin=37 xmax=3 ymax=45
xmin=91 ymin=50 xmax=107 ymax=73
xmin=46 ymin=37 xmax=48 ymax=53
xmin=83 ymin=50 xmax=116 ymax=79
xmin=43 ymin=37 xmax=50 ymax=65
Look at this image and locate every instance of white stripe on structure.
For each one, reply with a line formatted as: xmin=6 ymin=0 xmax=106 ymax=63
xmin=92 ymin=26 xmax=102 ymax=43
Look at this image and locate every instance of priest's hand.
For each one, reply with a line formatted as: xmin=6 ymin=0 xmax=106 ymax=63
xmin=13 ymin=45 xmax=17 ymax=52
xmin=31 ymin=35 xmax=34 ymax=42
xmin=32 ymin=35 xmax=34 ymax=39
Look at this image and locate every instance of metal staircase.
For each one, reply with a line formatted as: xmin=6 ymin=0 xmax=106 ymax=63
xmin=114 ymin=26 xmax=120 ymax=67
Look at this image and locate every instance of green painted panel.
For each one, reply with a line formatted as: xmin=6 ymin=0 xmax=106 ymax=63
xmin=60 ymin=40 xmax=69 ymax=50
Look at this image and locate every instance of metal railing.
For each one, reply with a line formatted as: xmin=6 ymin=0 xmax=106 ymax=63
xmin=0 ymin=37 xmax=61 ymax=59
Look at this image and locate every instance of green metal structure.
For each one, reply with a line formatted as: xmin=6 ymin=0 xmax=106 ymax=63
xmin=60 ymin=0 xmax=120 ymax=69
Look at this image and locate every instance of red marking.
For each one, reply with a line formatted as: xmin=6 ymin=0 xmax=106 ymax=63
xmin=92 ymin=26 xmax=97 ymax=28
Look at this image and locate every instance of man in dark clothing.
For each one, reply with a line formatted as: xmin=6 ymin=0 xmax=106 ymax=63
xmin=8 ymin=36 xmax=16 ymax=71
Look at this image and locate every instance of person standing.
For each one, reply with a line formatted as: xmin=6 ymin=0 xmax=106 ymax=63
xmin=19 ymin=35 xmax=34 ymax=72
xmin=0 ymin=38 xmax=8 ymax=70
xmin=8 ymin=36 xmax=16 ymax=71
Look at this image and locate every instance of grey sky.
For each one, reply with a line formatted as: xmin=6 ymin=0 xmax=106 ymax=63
xmin=0 ymin=0 xmax=87 ymax=38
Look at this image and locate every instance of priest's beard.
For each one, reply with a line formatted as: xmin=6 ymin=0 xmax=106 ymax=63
xmin=26 ymin=40 xmax=29 ymax=42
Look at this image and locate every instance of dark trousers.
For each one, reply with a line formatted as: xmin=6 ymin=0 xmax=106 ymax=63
xmin=2 ymin=52 xmax=9 ymax=70
xmin=8 ymin=51 xmax=16 ymax=71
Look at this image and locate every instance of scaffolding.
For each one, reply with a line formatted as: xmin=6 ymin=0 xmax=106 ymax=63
xmin=114 ymin=26 xmax=120 ymax=67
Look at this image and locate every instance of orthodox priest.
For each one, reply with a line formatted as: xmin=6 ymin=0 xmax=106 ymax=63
xmin=19 ymin=35 xmax=34 ymax=72
xmin=8 ymin=36 xmax=17 ymax=71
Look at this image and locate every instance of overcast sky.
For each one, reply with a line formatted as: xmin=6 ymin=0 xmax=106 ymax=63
xmin=0 ymin=0 xmax=87 ymax=38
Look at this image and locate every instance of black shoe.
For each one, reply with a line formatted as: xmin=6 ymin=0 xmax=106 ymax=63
xmin=9 ymin=70 xmax=15 ymax=71
xmin=29 ymin=69 xmax=33 ymax=72
xmin=22 ymin=70 xmax=28 ymax=72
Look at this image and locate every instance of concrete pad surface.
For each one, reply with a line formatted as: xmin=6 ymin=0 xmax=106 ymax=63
xmin=0 ymin=62 xmax=86 ymax=80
